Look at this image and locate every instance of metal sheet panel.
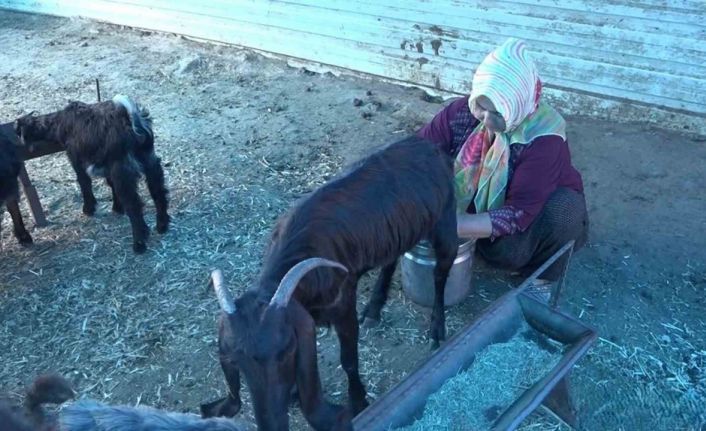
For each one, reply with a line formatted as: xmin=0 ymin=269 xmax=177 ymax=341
xmin=1 ymin=0 xmax=704 ymax=115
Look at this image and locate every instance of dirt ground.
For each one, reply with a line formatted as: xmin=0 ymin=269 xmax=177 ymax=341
xmin=1 ymin=10 xmax=704 ymax=430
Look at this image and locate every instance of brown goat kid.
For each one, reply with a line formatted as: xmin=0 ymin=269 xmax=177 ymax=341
xmin=202 ymin=136 xmax=459 ymax=431
xmin=14 ymin=95 xmax=169 ymax=253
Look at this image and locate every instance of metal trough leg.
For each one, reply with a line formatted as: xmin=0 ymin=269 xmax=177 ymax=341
xmin=18 ymin=163 xmax=47 ymax=227
xmin=548 ymin=241 xmax=575 ymax=309
xmin=542 ymin=375 xmax=578 ymax=428
xmin=518 ymin=240 xmax=576 ymax=309
xmin=518 ymin=241 xmax=580 ymax=428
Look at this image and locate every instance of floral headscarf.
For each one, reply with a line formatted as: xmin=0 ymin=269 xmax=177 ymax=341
xmin=454 ymin=38 xmax=567 ymax=213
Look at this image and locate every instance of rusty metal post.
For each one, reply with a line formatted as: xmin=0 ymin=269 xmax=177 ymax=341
xmin=548 ymin=240 xmax=575 ymax=309
xmin=18 ymin=163 xmax=47 ymax=227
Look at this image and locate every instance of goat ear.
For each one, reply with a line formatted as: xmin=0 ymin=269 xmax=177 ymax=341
xmin=15 ymin=111 xmax=37 ymax=130
xmin=211 ymin=269 xmax=236 ymax=314
xmin=26 ymin=374 xmax=75 ymax=406
xmin=269 ymin=258 xmax=348 ymax=308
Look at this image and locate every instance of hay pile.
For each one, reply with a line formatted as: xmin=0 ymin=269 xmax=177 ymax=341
xmin=397 ymin=323 xmax=562 ymax=431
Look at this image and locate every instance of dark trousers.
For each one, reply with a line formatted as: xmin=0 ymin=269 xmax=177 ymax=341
xmin=476 ymin=187 xmax=589 ymax=281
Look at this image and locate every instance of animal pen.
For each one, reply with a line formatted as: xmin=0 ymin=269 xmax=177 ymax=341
xmin=1 ymin=2 xmax=705 ymax=431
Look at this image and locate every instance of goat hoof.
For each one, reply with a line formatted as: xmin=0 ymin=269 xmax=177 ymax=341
xmin=82 ymin=203 xmax=96 ymax=216
xmin=200 ymin=396 xmax=241 ymax=418
xmin=289 ymin=385 xmax=299 ymax=406
xmin=361 ymin=317 xmax=380 ymax=329
xmin=112 ymin=205 xmax=124 ymax=214
xmin=156 ymin=216 xmax=170 ymax=234
xmin=359 ymin=304 xmax=381 ymax=325
xmin=352 ymin=398 xmax=369 ymax=415
xmin=430 ymin=323 xmax=446 ymax=345
xmin=133 ymin=241 xmax=147 ymax=254
xmin=430 ymin=339 xmax=440 ymax=351
xmin=16 ymin=232 xmax=33 ymax=246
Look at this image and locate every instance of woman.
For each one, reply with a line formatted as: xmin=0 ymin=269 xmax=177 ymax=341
xmin=417 ymin=38 xmax=588 ymax=300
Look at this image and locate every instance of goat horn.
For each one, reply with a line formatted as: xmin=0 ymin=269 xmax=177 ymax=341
xmin=211 ymin=269 xmax=236 ymax=314
xmin=269 ymin=258 xmax=348 ymax=308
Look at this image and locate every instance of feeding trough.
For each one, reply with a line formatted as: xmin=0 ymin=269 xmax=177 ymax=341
xmin=354 ymin=242 xmax=596 ymax=431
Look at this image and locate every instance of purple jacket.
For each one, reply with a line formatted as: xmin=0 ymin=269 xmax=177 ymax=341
xmin=417 ymin=96 xmax=584 ymax=239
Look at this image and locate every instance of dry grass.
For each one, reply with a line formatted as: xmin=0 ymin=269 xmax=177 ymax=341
xmin=574 ymin=324 xmax=706 ymax=429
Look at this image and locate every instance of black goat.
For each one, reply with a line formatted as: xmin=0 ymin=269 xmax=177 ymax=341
xmin=14 ymin=95 xmax=170 ymax=253
xmin=0 ymin=402 xmax=35 ymax=431
xmin=0 ymin=374 xmax=75 ymax=431
xmin=0 ymin=131 xmax=33 ymax=246
xmin=202 ymin=136 xmax=458 ymax=431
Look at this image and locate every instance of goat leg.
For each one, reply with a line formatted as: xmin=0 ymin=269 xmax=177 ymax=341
xmin=68 ymin=152 xmax=97 ymax=216
xmin=291 ymin=302 xmax=351 ymax=431
xmin=217 ymin=357 xmax=243 ymax=417
xmin=201 ymin=351 xmax=242 ymax=418
xmin=139 ymin=151 xmax=170 ymax=234
xmin=105 ymin=177 xmax=124 ymax=214
xmin=360 ymin=260 xmax=397 ymax=328
xmin=201 ymin=353 xmax=242 ymax=418
xmin=430 ymin=271 xmax=448 ymax=349
xmin=6 ymin=198 xmax=32 ymax=245
xmin=335 ymin=293 xmax=369 ymax=415
xmin=109 ymin=161 xmax=149 ymax=253
xmin=429 ymin=213 xmax=458 ymax=350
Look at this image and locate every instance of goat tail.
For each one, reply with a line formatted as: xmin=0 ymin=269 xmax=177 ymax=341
xmin=112 ymin=94 xmax=154 ymax=145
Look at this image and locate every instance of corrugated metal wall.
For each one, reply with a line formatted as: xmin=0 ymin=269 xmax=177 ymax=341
xmin=1 ymin=0 xmax=705 ymax=116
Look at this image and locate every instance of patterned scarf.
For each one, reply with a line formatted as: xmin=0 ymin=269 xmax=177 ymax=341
xmin=454 ymin=38 xmax=566 ymax=214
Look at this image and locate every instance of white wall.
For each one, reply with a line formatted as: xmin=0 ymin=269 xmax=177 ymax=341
xmin=1 ymin=0 xmax=704 ymax=131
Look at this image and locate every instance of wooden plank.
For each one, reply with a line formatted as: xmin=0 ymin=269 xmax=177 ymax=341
xmin=18 ymin=164 xmax=47 ymax=227
xmin=478 ymin=1 xmax=705 ymax=39
xmin=496 ymin=0 xmax=706 ymax=25
xmin=90 ymin=0 xmax=706 ymax=101
xmin=89 ymin=1 xmax=706 ymax=110
xmin=109 ymin=0 xmax=706 ymax=63
xmin=331 ymin=0 xmax=706 ymax=26
xmin=15 ymin=0 xmax=699 ymax=110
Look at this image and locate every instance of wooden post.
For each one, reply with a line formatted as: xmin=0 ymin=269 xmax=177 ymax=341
xmin=18 ymin=163 xmax=47 ymax=227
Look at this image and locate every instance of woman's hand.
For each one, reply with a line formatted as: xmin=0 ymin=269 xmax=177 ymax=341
xmin=457 ymin=212 xmax=493 ymax=239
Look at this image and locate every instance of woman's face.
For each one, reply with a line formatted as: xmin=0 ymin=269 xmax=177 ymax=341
xmin=470 ymin=95 xmax=506 ymax=133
